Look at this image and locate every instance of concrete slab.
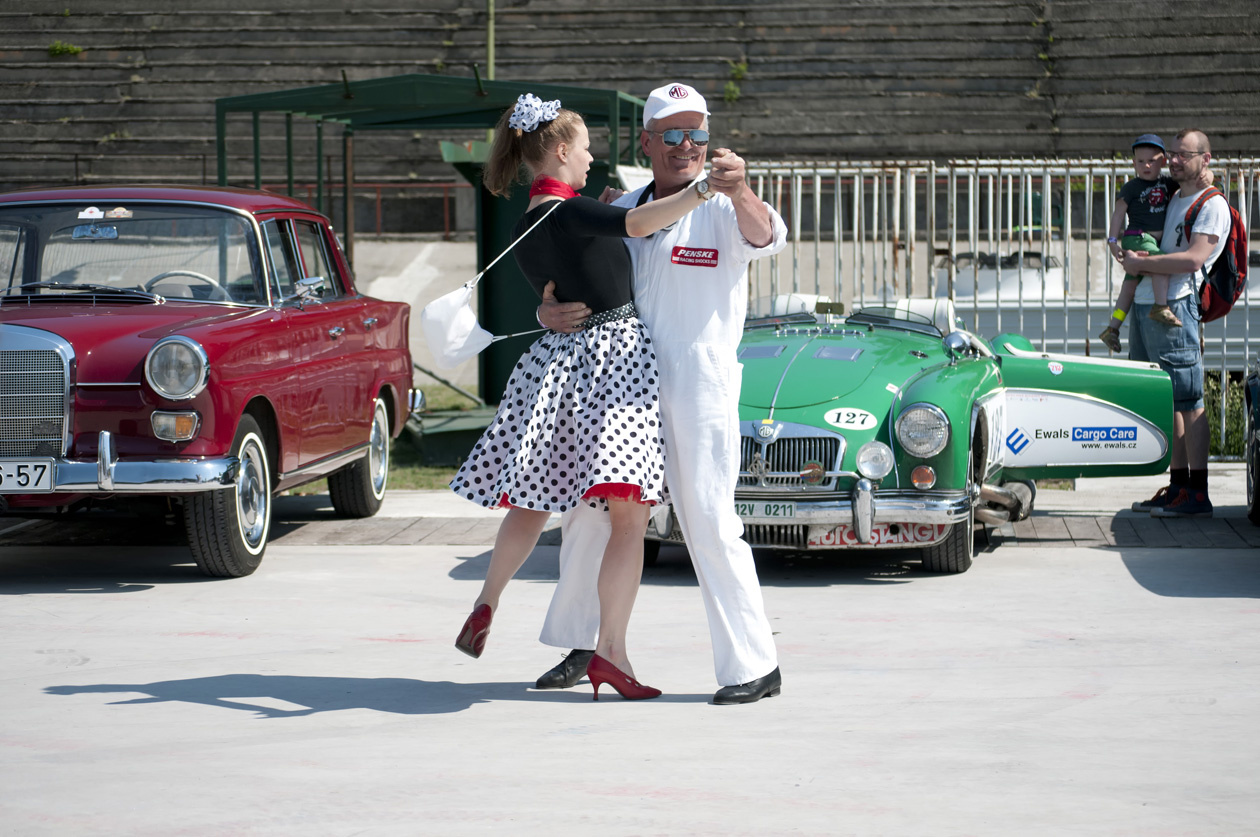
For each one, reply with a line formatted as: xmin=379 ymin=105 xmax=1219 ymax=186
xmin=3 ymin=529 xmax=1260 ymax=834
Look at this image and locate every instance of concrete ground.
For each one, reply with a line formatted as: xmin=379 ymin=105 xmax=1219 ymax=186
xmin=2 ymin=468 xmax=1259 ymax=835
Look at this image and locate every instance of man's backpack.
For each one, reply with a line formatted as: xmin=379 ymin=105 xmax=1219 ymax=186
xmin=1183 ymin=187 xmax=1248 ymax=323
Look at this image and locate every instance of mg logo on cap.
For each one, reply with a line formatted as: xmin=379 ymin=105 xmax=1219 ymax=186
xmin=668 ymin=85 xmax=688 ymax=99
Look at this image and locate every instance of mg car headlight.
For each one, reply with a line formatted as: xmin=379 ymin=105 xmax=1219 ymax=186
xmin=896 ymin=403 xmax=950 ymax=457
xmin=145 ymin=336 xmax=209 ymax=401
xmin=856 ymin=441 xmax=894 ymax=480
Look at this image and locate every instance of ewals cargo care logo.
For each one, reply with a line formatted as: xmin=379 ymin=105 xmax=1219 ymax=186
xmin=1073 ymin=426 xmax=1138 ymax=449
xmin=1007 ymin=425 xmax=1138 ymax=456
xmin=1073 ymin=426 xmax=1136 ymax=442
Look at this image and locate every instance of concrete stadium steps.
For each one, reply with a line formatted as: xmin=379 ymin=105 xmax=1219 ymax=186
xmin=2 ymin=0 xmax=1257 ymax=196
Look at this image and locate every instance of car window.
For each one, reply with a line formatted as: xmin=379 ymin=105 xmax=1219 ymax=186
xmin=293 ymin=220 xmax=344 ymax=299
xmin=0 ymin=205 xmax=265 ymax=304
xmin=261 ymin=219 xmax=299 ymax=301
xmin=0 ymin=225 xmax=26 ymax=289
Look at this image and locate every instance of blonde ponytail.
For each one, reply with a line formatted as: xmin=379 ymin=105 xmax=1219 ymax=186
xmin=482 ymin=106 xmax=585 ymax=198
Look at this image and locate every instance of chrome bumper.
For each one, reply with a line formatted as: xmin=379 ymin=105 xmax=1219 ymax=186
xmin=646 ymin=488 xmax=972 ymax=548
xmin=6 ymin=431 xmax=238 ymax=495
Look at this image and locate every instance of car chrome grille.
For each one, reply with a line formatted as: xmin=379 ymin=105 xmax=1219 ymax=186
xmin=743 ymin=523 xmax=810 ymax=549
xmin=738 ymin=434 xmax=843 ymax=490
xmin=0 ymin=344 xmax=69 ymax=457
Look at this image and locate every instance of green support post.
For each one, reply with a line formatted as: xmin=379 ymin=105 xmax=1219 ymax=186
xmin=285 ymin=113 xmax=294 ymax=196
xmin=316 ymin=121 xmax=324 ymax=215
xmin=215 ymin=105 xmax=227 ymax=186
xmin=252 ymin=112 xmax=261 ymax=190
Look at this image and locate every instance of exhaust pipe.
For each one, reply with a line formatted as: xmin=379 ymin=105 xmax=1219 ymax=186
xmin=976 ymin=480 xmax=1035 ymax=524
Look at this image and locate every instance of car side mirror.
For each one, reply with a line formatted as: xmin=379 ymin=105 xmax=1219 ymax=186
xmin=297 ymin=276 xmax=325 ymax=298
xmin=284 ymin=276 xmax=325 ymax=305
xmin=943 ymin=331 xmax=969 ymax=364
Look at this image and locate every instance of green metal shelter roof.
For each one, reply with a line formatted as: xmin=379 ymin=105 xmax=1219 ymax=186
xmin=214 ymin=72 xmax=646 ymax=186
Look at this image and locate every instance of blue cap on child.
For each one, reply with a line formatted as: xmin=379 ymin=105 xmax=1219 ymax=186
xmin=1131 ymin=133 xmax=1165 ymax=152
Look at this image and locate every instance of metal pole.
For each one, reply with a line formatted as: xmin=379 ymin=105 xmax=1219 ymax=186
xmin=252 ymin=111 xmax=261 ymax=190
xmin=927 ymin=162 xmax=936 ymax=297
xmin=487 ymin=0 xmax=495 ymax=80
xmin=316 ymin=121 xmax=324 ymax=213
xmin=343 ymin=129 xmax=355 ymax=268
xmin=1085 ymin=165 xmax=1094 ymax=356
xmin=285 ymin=113 xmax=294 ymax=196
xmin=215 ymin=104 xmax=228 ymax=186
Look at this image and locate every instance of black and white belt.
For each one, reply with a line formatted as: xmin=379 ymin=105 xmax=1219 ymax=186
xmin=583 ymin=302 xmax=637 ymax=329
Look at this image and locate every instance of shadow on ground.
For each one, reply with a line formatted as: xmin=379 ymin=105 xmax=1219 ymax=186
xmin=44 ymin=673 xmax=712 ymax=715
xmin=1119 ymin=549 xmax=1260 ymax=599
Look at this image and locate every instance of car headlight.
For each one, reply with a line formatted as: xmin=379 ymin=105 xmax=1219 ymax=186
xmin=896 ymin=403 xmax=950 ymax=457
xmin=856 ymin=440 xmax=894 ymax=480
xmin=145 ymin=336 xmax=209 ymax=401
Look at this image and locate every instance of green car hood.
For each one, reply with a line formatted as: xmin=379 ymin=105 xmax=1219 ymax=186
xmin=738 ymin=326 xmax=945 ymax=413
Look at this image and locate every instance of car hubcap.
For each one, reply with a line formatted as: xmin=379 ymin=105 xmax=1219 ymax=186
xmin=237 ymin=438 xmax=268 ymax=548
xmin=369 ymin=402 xmax=388 ymax=498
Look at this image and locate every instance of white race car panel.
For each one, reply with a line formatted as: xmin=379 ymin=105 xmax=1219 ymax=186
xmin=1002 ymin=389 xmax=1169 ymax=467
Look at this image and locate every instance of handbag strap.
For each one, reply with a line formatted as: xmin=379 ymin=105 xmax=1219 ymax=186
xmin=467 ymin=198 xmax=563 ymax=290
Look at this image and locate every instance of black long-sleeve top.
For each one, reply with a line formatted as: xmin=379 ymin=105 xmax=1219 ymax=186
xmin=511 ymin=196 xmax=633 ymax=315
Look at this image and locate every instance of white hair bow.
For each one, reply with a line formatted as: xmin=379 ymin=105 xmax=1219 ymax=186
xmin=508 ymin=93 xmax=561 ymax=133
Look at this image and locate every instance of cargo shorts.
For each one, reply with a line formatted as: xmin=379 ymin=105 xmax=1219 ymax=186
xmin=1128 ymin=295 xmax=1204 ymax=412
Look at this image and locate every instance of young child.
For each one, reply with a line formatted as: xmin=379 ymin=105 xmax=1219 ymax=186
xmin=1098 ymin=133 xmax=1180 ymax=353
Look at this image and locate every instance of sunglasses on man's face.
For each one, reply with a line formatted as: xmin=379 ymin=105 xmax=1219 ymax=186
xmin=651 ymin=129 xmax=710 ymax=147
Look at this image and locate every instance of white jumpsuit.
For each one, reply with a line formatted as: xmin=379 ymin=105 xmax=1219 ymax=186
xmin=538 ymin=185 xmax=788 ymax=686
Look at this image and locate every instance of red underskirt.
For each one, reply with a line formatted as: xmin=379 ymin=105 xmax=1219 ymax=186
xmin=497 ymin=484 xmax=652 ymax=509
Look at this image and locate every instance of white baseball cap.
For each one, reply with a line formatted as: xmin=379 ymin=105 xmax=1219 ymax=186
xmin=642 ymin=83 xmax=710 ymax=129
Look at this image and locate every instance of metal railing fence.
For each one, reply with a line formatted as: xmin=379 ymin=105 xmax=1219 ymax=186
xmin=746 ymin=158 xmax=1260 ymax=455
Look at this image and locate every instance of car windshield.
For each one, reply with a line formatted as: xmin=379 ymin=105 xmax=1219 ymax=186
xmin=844 ymin=306 xmax=942 ymax=336
xmin=0 ymin=203 xmax=266 ymax=304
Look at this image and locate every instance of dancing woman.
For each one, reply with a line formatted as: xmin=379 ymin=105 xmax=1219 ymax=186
xmin=450 ymin=94 xmax=711 ymax=699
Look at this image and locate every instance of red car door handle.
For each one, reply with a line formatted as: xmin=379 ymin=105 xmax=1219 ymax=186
xmin=362 ymin=317 xmax=378 ymax=330
xmin=328 ymin=326 xmax=345 ymax=338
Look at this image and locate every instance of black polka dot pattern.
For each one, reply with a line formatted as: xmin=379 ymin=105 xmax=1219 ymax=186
xmin=450 ymin=318 xmax=666 ymax=513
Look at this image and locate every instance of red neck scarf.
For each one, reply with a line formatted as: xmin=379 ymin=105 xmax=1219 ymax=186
xmin=529 ymin=176 xmax=579 ymax=200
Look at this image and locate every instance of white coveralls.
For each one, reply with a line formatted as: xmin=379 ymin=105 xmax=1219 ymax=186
xmin=538 ymin=185 xmax=788 ymax=686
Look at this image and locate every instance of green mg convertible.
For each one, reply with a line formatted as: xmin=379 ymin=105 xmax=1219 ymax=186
xmin=644 ymin=298 xmax=1173 ymax=573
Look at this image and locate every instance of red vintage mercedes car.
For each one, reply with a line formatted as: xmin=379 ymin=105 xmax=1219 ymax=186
xmin=0 ymin=186 xmax=418 ymax=576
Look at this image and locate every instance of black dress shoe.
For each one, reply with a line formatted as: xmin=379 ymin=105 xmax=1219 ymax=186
xmin=712 ymin=666 xmax=781 ymax=705
xmin=534 ymin=649 xmax=595 ymax=690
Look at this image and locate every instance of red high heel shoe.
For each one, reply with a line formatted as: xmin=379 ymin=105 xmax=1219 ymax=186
xmin=455 ymin=603 xmax=492 ymax=658
xmin=587 ymin=654 xmax=661 ymax=701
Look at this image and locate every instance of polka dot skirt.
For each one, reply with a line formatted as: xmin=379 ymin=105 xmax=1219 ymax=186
xmin=450 ymin=317 xmax=666 ymax=513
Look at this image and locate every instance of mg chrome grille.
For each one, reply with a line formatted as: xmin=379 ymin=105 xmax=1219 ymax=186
xmin=1 ymin=335 xmax=71 ymax=457
xmin=743 ymin=523 xmax=810 ymax=549
xmin=739 ymin=434 xmax=843 ymax=490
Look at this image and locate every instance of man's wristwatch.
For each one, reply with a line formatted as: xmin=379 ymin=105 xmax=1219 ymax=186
xmin=693 ymin=178 xmax=715 ymax=201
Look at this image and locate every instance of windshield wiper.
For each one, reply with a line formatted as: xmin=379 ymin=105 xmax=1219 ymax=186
xmin=4 ymin=282 xmax=163 ymax=301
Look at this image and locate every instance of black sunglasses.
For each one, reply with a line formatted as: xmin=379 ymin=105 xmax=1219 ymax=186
xmin=651 ymin=128 xmax=710 ymax=147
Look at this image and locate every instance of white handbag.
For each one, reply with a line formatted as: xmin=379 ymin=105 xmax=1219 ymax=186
xmin=421 ymin=200 xmax=561 ymax=369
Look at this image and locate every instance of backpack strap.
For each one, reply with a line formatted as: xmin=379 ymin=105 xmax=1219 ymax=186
xmin=1182 ymin=186 xmax=1224 ymax=238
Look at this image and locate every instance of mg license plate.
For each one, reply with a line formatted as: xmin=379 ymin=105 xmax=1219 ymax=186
xmin=735 ymin=500 xmax=796 ymax=519
xmin=808 ymin=522 xmax=950 ymax=548
xmin=0 ymin=459 xmax=55 ymax=493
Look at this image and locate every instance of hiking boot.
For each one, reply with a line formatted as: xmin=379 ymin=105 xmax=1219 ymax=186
xmin=1151 ymin=487 xmax=1213 ymax=518
xmin=1131 ymin=484 xmax=1178 ymax=513
xmin=1149 ymin=304 xmax=1183 ymax=327
xmin=1098 ymin=326 xmax=1122 ymax=353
